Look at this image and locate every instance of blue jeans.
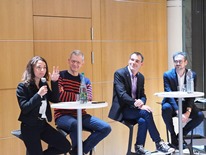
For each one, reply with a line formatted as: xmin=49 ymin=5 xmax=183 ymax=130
xmin=123 ymin=107 xmax=161 ymax=146
xmin=55 ymin=114 xmax=111 ymax=154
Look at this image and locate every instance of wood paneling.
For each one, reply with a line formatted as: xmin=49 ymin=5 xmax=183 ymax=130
xmin=0 ymin=138 xmax=26 ymax=155
xmin=0 ymin=45 xmax=33 ymax=89
xmin=104 ymin=121 xmax=137 ymax=154
xmin=0 ymin=0 xmax=33 ymax=40
xmin=101 ymin=1 xmax=165 ymax=41
xmin=0 ymin=90 xmax=20 ymax=137
xmin=33 ymin=0 xmax=91 ymax=18
xmin=33 ymin=17 xmax=91 ymax=40
xmin=0 ymin=0 xmax=34 ymax=89
xmin=0 ymin=0 xmax=34 ymax=154
xmin=33 ymin=16 xmax=93 ymax=80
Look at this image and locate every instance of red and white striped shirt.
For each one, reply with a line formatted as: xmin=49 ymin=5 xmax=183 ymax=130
xmin=54 ymin=70 xmax=92 ymax=121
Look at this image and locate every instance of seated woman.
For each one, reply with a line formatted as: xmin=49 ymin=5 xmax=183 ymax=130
xmin=16 ymin=56 xmax=71 ymax=155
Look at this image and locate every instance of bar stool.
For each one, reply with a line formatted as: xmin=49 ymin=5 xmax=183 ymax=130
xmin=56 ymin=126 xmax=93 ymax=155
xmin=166 ymin=119 xmax=206 ymax=155
xmin=11 ymin=130 xmax=29 ymax=155
xmin=11 ymin=129 xmax=70 ymax=155
xmin=166 ymin=126 xmax=195 ymax=154
xmin=120 ymin=119 xmax=137 ymax=155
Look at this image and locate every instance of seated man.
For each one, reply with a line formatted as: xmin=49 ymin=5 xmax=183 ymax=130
xmin=109 ymin=52 xmax=175 ymax=155
xmin=162 ymin=51 xmax=204 ymax=149
xmin=54 ymin=50 xmax=111 ymax=155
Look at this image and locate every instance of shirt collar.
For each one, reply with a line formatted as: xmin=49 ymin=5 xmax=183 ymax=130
xmin=128 ymin=66 xmax=138 ymax=78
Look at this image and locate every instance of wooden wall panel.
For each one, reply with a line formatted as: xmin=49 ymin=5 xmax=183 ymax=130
xmin=0 ymin=0 xmax=34 ymax=154
xmin=0 ymin=0 xmax=33 ymax=40
xmin=0 ymin=138 xmax=26 ymax=155
xmin=0 ymin=0 xmax=34 ymax=89
xmin=33 ymin=0 xmax=91 ymax=18
xmin=33 ymin=16 xmax=93 ymax=80
xmin=91 ymin=0 xmax=103 ymax=102
xmin=101 ymin=1 xmax=164 ymax=41
xmin=0 ymin=90 xmax=20 ymax=137
xmin=33 ymin=17 xmax=91 ymax=40
xmin=103 ymin=121 xmax=135 ymax=155
xmin=0 ymin=46 xmax=33 ymax=89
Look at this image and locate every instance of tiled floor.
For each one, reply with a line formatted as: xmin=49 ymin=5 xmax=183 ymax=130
xmin=151 ymin=149 xmax=206 ymax=155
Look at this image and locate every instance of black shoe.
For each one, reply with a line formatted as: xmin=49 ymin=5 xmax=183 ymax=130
xmin=156 ymin=140 xmax=175 ymax=154
xmin=69 ymin=148 xmax=77 ymax=155
xmin=69 ymin=148 xmax=85 ymax=155
xmin=135 ymin=145 xmax=151 ymax=155
xmin=168 ymin=143 xmax=178 ymax=150
xmin=176 ymin=133 xmax=188 ymax=150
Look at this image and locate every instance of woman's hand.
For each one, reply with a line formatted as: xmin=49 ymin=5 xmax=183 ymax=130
xmin=38 ymin=85 xmax=48 ymax=98
xmin=49 ymin=66 xmax=60 ymax=81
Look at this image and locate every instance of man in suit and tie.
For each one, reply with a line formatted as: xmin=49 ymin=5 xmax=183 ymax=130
xmin=162 ymin=51 xmax=204 ymax=149
xmin=108 ymin=52 xmax=174 ymax=155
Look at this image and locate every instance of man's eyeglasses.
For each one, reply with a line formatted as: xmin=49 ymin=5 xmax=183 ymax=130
xmin=70 ymin=60 xmax=81 ymax=65
xmin=174 ymin=60 xmax=184 ymax=64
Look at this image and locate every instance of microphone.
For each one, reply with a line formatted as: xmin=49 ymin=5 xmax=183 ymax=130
xmin=41 ymin=77 xmax=47 ymax=100
xmin=41 ymin=77 xmax=47 ymax=85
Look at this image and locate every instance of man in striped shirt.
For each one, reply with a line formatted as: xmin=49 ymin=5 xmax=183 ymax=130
xmin=54 ymin=50 xmax=111 ymax=155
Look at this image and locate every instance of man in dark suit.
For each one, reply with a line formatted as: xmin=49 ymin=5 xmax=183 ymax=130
xmin=108 ymin=52 xmax=174 ymax=155
xmin=162 ymin=51 xmax=204 ymax=149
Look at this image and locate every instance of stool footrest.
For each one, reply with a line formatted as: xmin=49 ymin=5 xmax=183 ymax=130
xmin=184 ymin=134 xmax=205 ymax=139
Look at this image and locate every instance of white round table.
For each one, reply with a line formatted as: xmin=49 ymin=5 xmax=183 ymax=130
xmin=154 ymin=91 xmax=204 ymax=155
xmin=51 ymin=101 xmax=108 ymax=155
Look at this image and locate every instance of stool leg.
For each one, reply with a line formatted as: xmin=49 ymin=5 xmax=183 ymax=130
xmin=126 ymin=125 xmax=134 ymax=155
xmin=187 ymin=130 xmax=194 ymax=155
xmin=89 ymin=149 xmax=92 ymax=155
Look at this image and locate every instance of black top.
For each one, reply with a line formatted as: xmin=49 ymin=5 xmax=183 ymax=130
xmin=16 ymin=80 xmax=59 ymax=126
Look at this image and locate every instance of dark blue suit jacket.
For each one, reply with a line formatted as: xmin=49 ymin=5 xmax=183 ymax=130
xmin=108 ymin=66 xmax=146 ymax=121
xmin=162 ymin=68 xmax=197 ymax=111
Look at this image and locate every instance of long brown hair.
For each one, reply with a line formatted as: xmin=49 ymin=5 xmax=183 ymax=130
xmin=22 ymin=56 xmax=49 ymax=84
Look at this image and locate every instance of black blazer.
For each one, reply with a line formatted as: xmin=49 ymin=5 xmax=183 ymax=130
xmin=162 ymin=68 xmax=197 ymax=111
xmin=108 ymin=66 xmax=146 ymax=121
xmin=16 ymin=80 xmax=59 ymax=126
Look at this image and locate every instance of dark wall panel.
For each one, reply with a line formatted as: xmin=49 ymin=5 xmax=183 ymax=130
xmin=192 ymin=0 xmax=205 ymax=93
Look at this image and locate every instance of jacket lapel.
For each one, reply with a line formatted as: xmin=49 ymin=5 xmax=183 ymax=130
xmin=124 ymin=67 xmax=132 ymax=91
xmin=136 ymin=73 xmax=141 ymax=99
xmin=172 ymin=69 xmax=179 ymax=89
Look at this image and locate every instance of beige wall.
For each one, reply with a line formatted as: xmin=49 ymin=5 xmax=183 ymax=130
xmin=0 ymin=0 xmax=168 ymax=154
